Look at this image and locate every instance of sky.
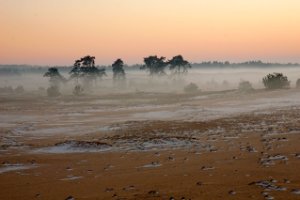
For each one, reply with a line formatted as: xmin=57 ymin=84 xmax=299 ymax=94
xmin=1 ymin=0 xmax=300 ymax=65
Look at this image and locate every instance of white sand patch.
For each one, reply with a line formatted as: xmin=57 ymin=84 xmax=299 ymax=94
xmin=98 ymin=126 xmax=122 ymax=132
xmin=61 ymin=175 xmax=83 ymax=181
xmin=141 ymin=162 xmax=162 ymax=168
xmin=34 ymin=141 xmax=112 ymax=154
xmin=13 ymin=126 xmax=99 ymax=136
xmin=131 ymin=138 xmax=199 ymax=151
xmin=32 ymin=136 xmax=204 ymax=154
xmin=0 ymin=164 xmax=38 ymax=174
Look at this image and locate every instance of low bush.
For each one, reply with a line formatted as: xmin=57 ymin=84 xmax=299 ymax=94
xmin=184 ymin=82 xmax=200 ymax=93
xmin=14 ymin=85 xmax=25 ymax=93
xmin=238 ymin=81 xmax=254 ymax=92
xmin=262 ymin=73 xmax=290 ymax=89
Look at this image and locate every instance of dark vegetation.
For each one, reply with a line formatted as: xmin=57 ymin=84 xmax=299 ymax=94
xmin=238 ymin=81 xmax=254 ymax=92
xmin=70 ymin=55 xmax=106 ymax=84
xmin=14 ymin=85 xmax=25 ymax=93
xmin=262 ymin=73 xmax=290 ymax=90
xmin=1 ymin=60 xmax=299 ymax=76
xmin=192 ymin=60 xmax=299 ymax=68
xmin=44 ymin=67 xmax=66 ymax=86
xmin=44 ymin=67 xmax=67 ymax=97
xmin=69 ymin=55 xmax=106 ymax=95
xmin=1 ymin=56 xmax=299 ymax=96
xmin=40 ymin=57 xmax=300 ymax=96
xmin=169 ymin=55 xmax=191 ymax=75
xmin=141 ymin=56 xmax=169 ymax=76
xmin=184 ymin=83 xmax=200 ymax=93
xmin=112 ymin=59 xmax=126 ymax=80
xmin=140 ymin=55 xmax=192 ymax=76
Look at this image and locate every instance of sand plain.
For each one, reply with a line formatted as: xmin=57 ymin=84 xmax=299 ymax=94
xmin=1 ymin=89 xmax=300 ymax=200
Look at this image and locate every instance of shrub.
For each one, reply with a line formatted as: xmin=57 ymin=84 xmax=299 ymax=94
xmin=296 ymin=79 xmax=300 ymax=88
xmin=73 ymin=85 xmax=84 ymax=96
xmin=47 ymin=86 xmax=60 ymax=97
xmin=262 ymin=73 xmax=290 ymax=89
xmin=184 ymin=82 xmax=199 ymax=93
xmin=14 ymin=85 xmax=25 ymax=93
xmin=238 ymin=81 xmax=254 ymax=92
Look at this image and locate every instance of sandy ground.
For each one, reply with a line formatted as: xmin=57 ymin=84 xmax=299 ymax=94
xmin=1 ymin=89 xmax=300 ymax=200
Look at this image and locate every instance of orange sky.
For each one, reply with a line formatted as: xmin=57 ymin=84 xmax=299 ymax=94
xmin=1 ymin=0 xmax=300 ymax=65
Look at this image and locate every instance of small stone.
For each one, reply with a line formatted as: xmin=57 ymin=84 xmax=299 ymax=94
xmin=35 ymin=193 xmax=41 ymax=198
xmin=148 ymin=190 xmax=158 ymax=195
xmin=264 ymin=195 xmax=274 ymax=200
xmin=291 ymin=189 xmax=300 ymax=195
xmin=270 ymin=179 xmax=277 ymax=183
xmin=261 ymin=191 xmax=269 ymax=196
xmin=112 ymin=193 xmax=117 ymax=197
xmin=196 ymin=181 xmax=203 ymax=186
xmin=65 ymin=196 xmax=75 ymax=200
xmin=105 ymin=188 xmax=114 ymax=192
xmin=168 ymin=156 xmax=174 ymax=161
xmin=228 ymin=190 xmax=236 ymax=195
xmin=283 ymin=179 xmax=290 ymax=183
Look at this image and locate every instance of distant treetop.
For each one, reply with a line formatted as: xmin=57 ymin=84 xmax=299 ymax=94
xmin=168 ymin=55 xmax=191 ymax=75
xmin=112 ymin=58 xmax=126 ymax=80
xmin=141 ymin=55 xmax=168 ymax=76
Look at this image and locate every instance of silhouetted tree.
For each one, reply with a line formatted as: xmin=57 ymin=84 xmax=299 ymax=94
xmin=168 ymin=55 xmax=191 ymax=75
xmin=69 ymin=60 xmax=81 ymax=84
xmin=44 ymin=67 xmax=66 ymax=86
xmin=141 ymin=55 xmax=168 ymax=76
xmin=112 ymin=59 xmax=126 ymax=80
xmin=69 ymin=55 xmax=106 ymax=87
xmin=262 ymin=73 xmax=290 ymax=89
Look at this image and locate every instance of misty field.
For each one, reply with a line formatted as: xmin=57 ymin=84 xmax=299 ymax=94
xmin=1 ymin=66 xmax=300 ymax=200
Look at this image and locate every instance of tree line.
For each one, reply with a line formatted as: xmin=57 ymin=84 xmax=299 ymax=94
xmin=43 ymin=55 xmax=300 ymax=97
xmin=44 ymin=55 xmax=191 ymax=96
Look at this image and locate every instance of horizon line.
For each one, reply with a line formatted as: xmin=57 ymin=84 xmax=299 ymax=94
xmin=0 ymin=60 xmax=300 ymax=68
